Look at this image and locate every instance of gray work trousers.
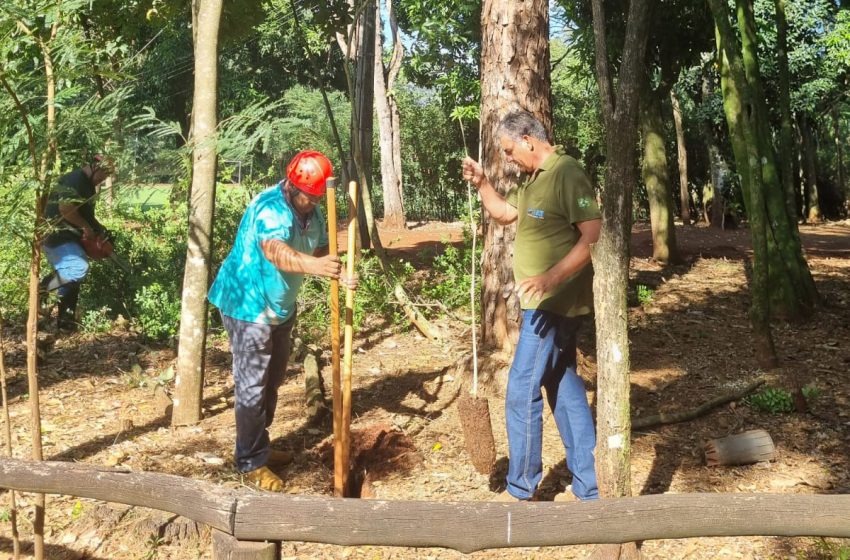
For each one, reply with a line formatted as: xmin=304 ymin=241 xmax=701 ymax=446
xmin=221 ymin=313 xmax=295 ymax=473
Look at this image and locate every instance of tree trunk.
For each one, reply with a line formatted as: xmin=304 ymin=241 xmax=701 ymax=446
xmin=700 ymin=74 xmax=728 ymax=229
xmin=345 ymin=1 xmax=376 ymax=249
xmin=373 ymin=0 xmax=406 ymax=230
xmin=670 ymin=89 xmax=691 ymax=225
xmin=773 ymin=0 xmax=799 ymax=223
xmin=834 ymin=107 xmax=846 ymax=210
xmin=735 ymin=0 xmax=818 ymax=319
xmin=640 ymin=81 xmax=681 ymax=264
xmin=479 ymin=0 xmax=551 ymax=352
xmin=799 ymin=113 xmax=822 ymax=223
xmin=710 ymin=0 xmax=777 ymax=368
xmin=590 ymin=1 xmax=652 ymax=558
xmin=172 ymin=0 xmax=223 ymax=426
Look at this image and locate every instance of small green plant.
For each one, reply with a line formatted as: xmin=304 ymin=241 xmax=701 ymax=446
xmin=636 ymin=284 xmax=653 ymax=305
xmin=70 ymin=500 xmax=84 ymax=519
xmin=802 ymin=385 xmax=821 ymax=402
xmin=133 ymin=282 xmax=181 ymax=341
xmin=745 ymin=387 xmax=794 ymax=414
xmin=811 ymin=537 xmax=850 ymax=560
xmin=0 ymin=508 xmax=11 ymax=522
xmin=80 ymin=306 xmax=113 ymax=334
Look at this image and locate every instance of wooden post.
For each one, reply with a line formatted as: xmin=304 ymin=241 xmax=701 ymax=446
xmin=212 ymin=529 xmax=279 ymax=560
xmin=326 ymin=178 xmax=344 ymax=497
xmin=340 ymin=180 xmax=359 ymax=496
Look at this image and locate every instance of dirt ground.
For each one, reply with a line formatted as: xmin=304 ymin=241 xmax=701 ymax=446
xmin=1 ymin=220 xmax=850 ymax=559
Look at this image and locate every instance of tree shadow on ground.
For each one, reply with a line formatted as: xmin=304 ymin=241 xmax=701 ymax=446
xmin=0 ymin=537 xmax=112 ymax=560
xmin=47 ymin=386 xmax=232 ymax=463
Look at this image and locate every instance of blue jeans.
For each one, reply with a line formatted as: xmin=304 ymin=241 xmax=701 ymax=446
xmin=221 ymin=313 xmax=295 ymax=473
xmin=43 ymin=241 xmax=89 ymax=296
xmin=505 ymin=309 xmax=598 ymax=501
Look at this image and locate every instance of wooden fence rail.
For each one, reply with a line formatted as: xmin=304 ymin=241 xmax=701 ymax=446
xmin=2 ymin=458 xmax=850 ymax=554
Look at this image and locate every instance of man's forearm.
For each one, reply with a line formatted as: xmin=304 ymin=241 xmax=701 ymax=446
xmin=58 ymin=204 xmax=95 ymax=234
xmin=548 ymin=241 xmax=593 ymax=285
xmin=261 ymin=239 xmax=316 ymax=275
xmin=477 ymin=180 xmax=516 ymax=225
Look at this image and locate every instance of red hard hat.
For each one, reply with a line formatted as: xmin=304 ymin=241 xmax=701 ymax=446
xmin=286 ymin=150 xmax=333 ymax=196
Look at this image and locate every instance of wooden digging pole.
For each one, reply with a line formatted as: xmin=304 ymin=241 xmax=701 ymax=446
xmin=340 ymin=180 xmax=359 ymax=497
xmin=326 ymin=177 xmax=346 ymax=498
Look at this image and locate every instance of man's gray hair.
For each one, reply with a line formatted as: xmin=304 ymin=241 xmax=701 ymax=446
xmin=497 ymin=109 xmax=548 ymax=142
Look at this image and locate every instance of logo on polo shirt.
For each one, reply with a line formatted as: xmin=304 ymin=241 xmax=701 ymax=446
xmin=578 ymin=197 xmax=593 ymax=209
xmin=527 ymin=208 xmax=545 ymax=219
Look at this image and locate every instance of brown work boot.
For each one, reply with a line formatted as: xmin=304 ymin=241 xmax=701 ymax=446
xmin=267 ymin=449 xmax=294 ymax=467
xmin=493 ymin=490 xmax=538 ymax=502
xmin=243 ymin=466 xmax=283 ymax=492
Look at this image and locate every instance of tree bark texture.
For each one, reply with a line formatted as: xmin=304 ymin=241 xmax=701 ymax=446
xmin=640 ymin=81 xmax=681 ymax=264
xmin=735 ymin=0 xmax=818 ymax=318
xmin=479 ymin=0 xmax=551 ymax=352
xmin=773 ymin=0 xmax=799 ymax=222
xmin=589 ymin=7 xmax=650 ymax=560
xmin=172 ymin=0 xmax=223 ymax=426
xmin=834 ymin=107 xmax=846 ymax=208
xmin=669 ymin=89 xmax=691 ymax=225
xmin=799 ymin=113 xmax=822 ymax=223
xmin=347 ymin=1 xmax=376 ymax=248
xmin=711 ymin=0 xmax=777 ymax=367
xmin=700 ymin=74 xmax=728 ymax=228
xmin=373 ymin=0 xmax=406 ymax=230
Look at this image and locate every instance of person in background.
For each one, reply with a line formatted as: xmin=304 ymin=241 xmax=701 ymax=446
xmin=208 ymin=150 xmax=357 ymax=492
xmin=40 ymin=154 xmax=115 ymax=332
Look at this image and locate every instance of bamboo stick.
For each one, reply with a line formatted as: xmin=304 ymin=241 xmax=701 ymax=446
xmin=340 ymin=180 xmax=358 ymax=497
xmin=326 ymin=178 xmax=345 ymax=498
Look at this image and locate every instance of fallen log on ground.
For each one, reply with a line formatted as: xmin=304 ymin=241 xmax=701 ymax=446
xmin=2 ymin=457 xmax=849 ymax=554
xmin=633 ymin=378 xmax=765 ymax=430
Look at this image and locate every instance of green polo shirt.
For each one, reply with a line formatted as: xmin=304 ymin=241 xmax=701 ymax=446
xmin=505 ymin=146 xmax=601 ymax=317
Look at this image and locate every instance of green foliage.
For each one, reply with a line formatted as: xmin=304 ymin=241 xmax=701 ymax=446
xmin=80 ymin=306 xmax=114 ymax=334
xmin=636 ymin=284 xmax=654 ymax=305
xmin=746 ymin=387 xmax=794 ymax=414
xmin=746 ymin=385 xmax=822 ymax=414
xmin=133 ymin=283 xmax=181 ymax=342
xmin=0 ymin=509 xmax=10 ymax=522
xmin=811 ymin=537 xmax=850 ymax=560
xmin=70 ymin=500 xmax=84 ymax=519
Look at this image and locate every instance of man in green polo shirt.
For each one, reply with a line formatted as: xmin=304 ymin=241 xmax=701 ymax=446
xmin=462 ymin=109 xmax=601 ymax=502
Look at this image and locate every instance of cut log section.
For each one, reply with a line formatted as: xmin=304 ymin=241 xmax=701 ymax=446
xmin=704 ymin=429 xmax=776 ymax=466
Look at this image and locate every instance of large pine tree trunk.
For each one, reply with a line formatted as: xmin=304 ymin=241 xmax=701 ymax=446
xmin=373 ymin=0 xmax=405 ymax=230
xmin=640 ymin=82 xmax=681 ymax=264
xmin=479 ymin=0 xmax=550 ymax=352
xmin=590 ymin=1 xmax=651 ymax=558
xmin=670 ymin=89 xmax=691 ymax=226
xmin=172 ymin=0 xmax=223 ymax=426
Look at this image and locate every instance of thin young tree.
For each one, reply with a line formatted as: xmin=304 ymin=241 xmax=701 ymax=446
xmin=479 ymin=0 xmax=551 ymax=352
xmin=589 ymin=0 xmax=651 ymax=557
xmin=670 ymin=88 xmax=691 ymax=225
xmin=373 ymin=0 xmax=406 ymax=230
xmin=172 ymin=0 xmax=224 ymax=426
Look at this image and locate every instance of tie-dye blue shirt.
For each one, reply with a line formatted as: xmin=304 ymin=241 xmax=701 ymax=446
xmin=208 ymin=183 xmax=328 ymax=324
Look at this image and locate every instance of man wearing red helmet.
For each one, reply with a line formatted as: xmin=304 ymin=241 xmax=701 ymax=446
xmin=209 ymin=150 xmax=356 ymax=492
